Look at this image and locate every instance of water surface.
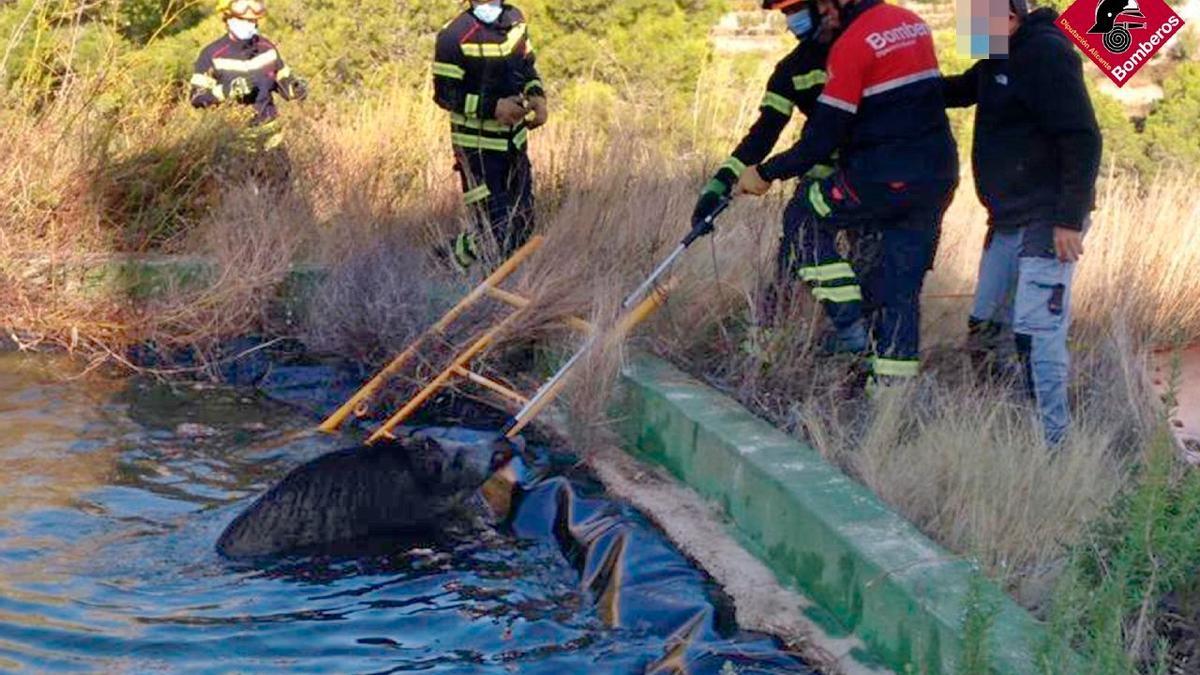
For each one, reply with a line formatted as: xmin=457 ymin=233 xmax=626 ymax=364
xmin=0 ymin=353 xmax=806 ymax=673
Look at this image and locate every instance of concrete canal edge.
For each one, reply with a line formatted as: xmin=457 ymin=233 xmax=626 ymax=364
xmin=616 ymin=353 xmax=1054 ymax=674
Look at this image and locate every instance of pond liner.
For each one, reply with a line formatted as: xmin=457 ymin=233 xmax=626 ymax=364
xmin=510 ymin=472 xmax=816 ymax=673
xmin=226 ymin=343 xmax=817 ymax=674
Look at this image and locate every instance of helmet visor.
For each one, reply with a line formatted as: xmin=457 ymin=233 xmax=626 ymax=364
xmin=227 ymin=0 xmax=266 ymax=20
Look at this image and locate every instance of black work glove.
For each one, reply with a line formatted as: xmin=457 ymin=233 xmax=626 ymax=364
xmin=691 ymin=189 xmax=727 ymax=238
xmin=280 ymin=77 xmax=308 ymax=101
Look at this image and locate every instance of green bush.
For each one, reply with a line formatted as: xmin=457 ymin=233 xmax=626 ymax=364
xmin=1142 ymin=62 xmax=1200 ymax=170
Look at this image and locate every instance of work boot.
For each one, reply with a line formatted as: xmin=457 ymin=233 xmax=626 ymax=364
xmin=431 ymin=233 xmax=478 ymax=273
xmin=966 ymin=317 xmax=1019 ymax=383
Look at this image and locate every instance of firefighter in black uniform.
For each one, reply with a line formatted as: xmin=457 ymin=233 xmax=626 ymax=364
xmin=190 ymin=0 xmax=307 ymax=161
xmin=693 ymin=0 xmax=835 ymax=301
xmin=433 ymin=0 xmax=547 ymax=270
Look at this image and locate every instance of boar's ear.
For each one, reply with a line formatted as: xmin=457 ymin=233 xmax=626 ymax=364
xmin=410 ymin=437 xmax=447 ymax=483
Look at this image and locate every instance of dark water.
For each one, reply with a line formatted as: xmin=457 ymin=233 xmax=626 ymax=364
xmin=0 ymin=353 xmax=809 ymax=673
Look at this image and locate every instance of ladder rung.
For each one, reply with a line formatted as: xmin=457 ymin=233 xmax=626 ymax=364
xmin=483 ymin=286 xmax=592 ymax=334
xmin=483 ymin=285 xmax=530 ymax=308
xmin=452 ymin=366 xmax=529 ymax=405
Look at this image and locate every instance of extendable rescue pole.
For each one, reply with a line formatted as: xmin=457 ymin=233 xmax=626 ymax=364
xmin=500 ymin=198 xmax=731 ymax=438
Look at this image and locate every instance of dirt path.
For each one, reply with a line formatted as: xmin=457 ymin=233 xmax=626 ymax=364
xmin=1151 ymin=346 xmax=1200 ymax=464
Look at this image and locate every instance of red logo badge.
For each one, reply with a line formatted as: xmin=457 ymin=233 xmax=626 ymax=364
xmin=1056 ymin=0 xmax=1185 ymax=86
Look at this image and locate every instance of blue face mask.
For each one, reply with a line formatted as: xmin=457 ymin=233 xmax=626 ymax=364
xmin=472 ymin=1 xmax=503 ymax=24
xmin=786 ymin=9 xmax=815 ymax=38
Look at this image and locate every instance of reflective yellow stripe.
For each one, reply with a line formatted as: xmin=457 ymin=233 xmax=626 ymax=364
xmin=812 ymin=285 xmax=863 ymax=303
xmin=523 ymin=79 xmax=543 ymax=93
xmin=463 ymin=184 xmax=491 ymax=205
xmin=512 ymin=127 xmax=528 ymax=149
xmin=450 ymin=113 xmax=512 ymax=133
xmin=190 ymin=73 xmax=218 ymax=89
xmin=433 ymin=61 xmax=466 ymax=79
xmin=464 ymin=94 xmax=480 ymax=116
xmin=872 ymin=357 xmax=920 ymax=378
xmin=454 ymin=232 xmax=477 ymax=268
xmin=798 ymin=261 xmax=856 ymax=283
xmin=806 ymin=164 xmax=836 ymax=179
xmin=213 ymin=49 xmax=279 ymax=73
xmin=808 ymin=182 xmax=832 ymax=217
xmin=720 ymin=157 xmax=747 ymax=177
xmin=792 ymin=70 xmax=828 ymax=91
xmin=761 ymin=91 xmax=794 ymax=117
xmin=452 ymin=133 xmax=509 ymax=151
xmin=702 ymin=178 xmax=727 ymax=196
xmin=263 ymin=128 xmax=284 ymax=150
xmin=277 ymin=66 xmax=292 ymax=80
xmin=461 ymin=23 xmax=527 ymax=58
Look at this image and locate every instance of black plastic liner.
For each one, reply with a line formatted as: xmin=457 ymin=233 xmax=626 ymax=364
xmin=143 ymin=340 xmax=816 ymax=673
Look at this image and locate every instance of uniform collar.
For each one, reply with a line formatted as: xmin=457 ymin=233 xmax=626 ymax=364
xmin=1011 ymin=7 xmax=1058 ymax=48
xmin=226 ymin=33 xmax=258 ymax=47
xmin=841 ymin=0 xmax=883 ymax=25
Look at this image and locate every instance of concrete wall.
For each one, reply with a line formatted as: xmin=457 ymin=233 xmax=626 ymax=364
xmin=618 ymin=354 xmax=1056 ymax=674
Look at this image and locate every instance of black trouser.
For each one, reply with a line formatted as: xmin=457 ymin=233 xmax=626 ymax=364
xmin=455 ymin=148 xmax=535 ymax=259
xmin=779 ymin=171 xmax=955 ymax=377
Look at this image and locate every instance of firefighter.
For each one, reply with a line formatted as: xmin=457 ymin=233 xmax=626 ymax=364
xmin=433 ymin=0 xmax=547 ymax=271
xmin=692 ymin=0 xmax=838 ymax=322
xmin=734 ymin=0 xmax=958 ymax=388
xmin=189 ymin=0 xmax=307 ymax=151
xmin=943 ymin=0 xmax=1102 ymax=445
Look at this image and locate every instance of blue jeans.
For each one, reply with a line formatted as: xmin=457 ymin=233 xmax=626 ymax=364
xmin=970 ymin=224 xmax=1079 ymax=445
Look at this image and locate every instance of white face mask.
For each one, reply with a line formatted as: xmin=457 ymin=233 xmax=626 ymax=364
xmin=227 ymin=17 xmax=258 ymax=41
xmin=472 ymin=1 xmax=503 ymax=24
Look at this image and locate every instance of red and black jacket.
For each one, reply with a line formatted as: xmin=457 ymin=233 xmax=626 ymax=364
xmin=759 ymin=0 xmax=957 ymax=189
xmin=190 ymin=34 xmax=301 ymax=125
xmin=433 ymin=5 xmax=544 ymax=154
xmin=703 ymin=37 xmax=831 ymax=198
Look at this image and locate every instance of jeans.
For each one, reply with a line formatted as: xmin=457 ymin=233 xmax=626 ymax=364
xmin=970 ymin=223 xmax=1079 ymax=445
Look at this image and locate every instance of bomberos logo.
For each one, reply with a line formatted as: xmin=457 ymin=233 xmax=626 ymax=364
xmin=865 ymin=22 xmax=930 ymax=51
xmin=1057 ymin=0 xmax=1185 ymax=86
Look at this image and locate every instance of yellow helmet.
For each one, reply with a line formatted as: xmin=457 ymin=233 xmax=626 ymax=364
xmin=216 ymin=0 xmax=266 ymax=20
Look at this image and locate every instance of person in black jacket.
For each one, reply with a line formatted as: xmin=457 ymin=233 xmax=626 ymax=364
xmin=943 ymin=0 xmax=1102 ymax=445
xmin=692 ymin=0 xmax=835 ymax=298
xmin=191 ymin=0 xmax=307 ymax=132
xmin=433 ymin=0 xmax=547 ymax=270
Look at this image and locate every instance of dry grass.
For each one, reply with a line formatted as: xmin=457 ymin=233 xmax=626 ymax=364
xmin=3 ymin=63 xmax=1199 ymax=615
xmin=481 ymin=152 xmax=1200 ymax=609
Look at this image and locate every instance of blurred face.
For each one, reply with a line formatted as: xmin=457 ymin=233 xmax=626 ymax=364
xmin=816 ymin=0 xmax=841 ymax=35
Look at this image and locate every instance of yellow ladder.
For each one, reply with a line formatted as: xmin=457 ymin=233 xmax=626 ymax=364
xmin=318 ymin=235 xmax=673 ymax=443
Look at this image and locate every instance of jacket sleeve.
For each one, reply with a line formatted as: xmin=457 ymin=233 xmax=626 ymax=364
xmin=189 ymin=50 xmax=221 ymax=108
xmin=758 ymin=40 xmax=862 ymax=182
xmin=432 ymin=27 xmax=503 ymax=120
xmin=273 ymin=48 xmax=303 ymax=100
xmin=1024 ymin=38 xmax=1102 ymax=229
xmin=702 ymin=58 xmax=798 ymax=196
xmin=519 ymin=26 xmax=545 ymax=98
xmin=941 ymin=61 xmax=981 ymax=109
